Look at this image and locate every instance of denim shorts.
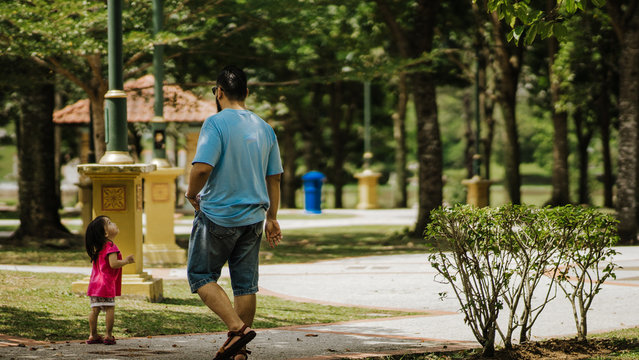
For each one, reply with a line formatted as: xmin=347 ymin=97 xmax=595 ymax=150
xmin=187 ymin=211 xmax=263 ymax=296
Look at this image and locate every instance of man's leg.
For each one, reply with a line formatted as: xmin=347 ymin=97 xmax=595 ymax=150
xmin=198 ymin=282 xmax=250 ymax=332
xmin=232 ymin=294 xmax=256 ymax=360
xmin=234 ymin=294 xmax=256 ymax=327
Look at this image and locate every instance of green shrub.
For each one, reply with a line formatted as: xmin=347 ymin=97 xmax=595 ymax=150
xmin=426 ymin=204 xmax=619 ymax=356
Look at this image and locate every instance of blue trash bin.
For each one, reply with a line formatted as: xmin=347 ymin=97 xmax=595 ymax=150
xmin=302 ymin=171 xmax=325 ymax=214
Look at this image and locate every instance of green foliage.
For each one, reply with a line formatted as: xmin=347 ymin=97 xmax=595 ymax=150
xmin=553 ymin=205 xmax=620 ymax=340
xmin=481 ymin=0 xmax=605 ymax=45
xmin=427 ymin=204 xmax=619 ymax=354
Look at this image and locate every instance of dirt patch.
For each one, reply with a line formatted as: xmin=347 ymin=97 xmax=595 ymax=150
xmin=378 ymin=337 xmax=639 ymax=359
xmin=466 ymin=338 xmax=639 ymax=359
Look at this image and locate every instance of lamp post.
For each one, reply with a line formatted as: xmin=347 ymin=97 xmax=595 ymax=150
xmin=355 ymin=80 xmax=381 ymax=209
xmin=151 ymin=0 xmax=170 ymax=168
xmin=473 ymin=46 xmax=481 ymax=177
xmin=100 ymin=0 xmax=133 ymax=165
xmin=363 ymin=80 xmax=372 ymax=168
xmin=462 ymin=44 xmax=492 ymax=207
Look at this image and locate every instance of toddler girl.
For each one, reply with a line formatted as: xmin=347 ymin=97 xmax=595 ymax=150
xmin=85 ymin=216 xmax=134 ymax=345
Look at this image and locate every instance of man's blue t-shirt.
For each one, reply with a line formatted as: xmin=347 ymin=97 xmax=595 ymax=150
xmin=192 ymin=109 xmax=283 ymax=227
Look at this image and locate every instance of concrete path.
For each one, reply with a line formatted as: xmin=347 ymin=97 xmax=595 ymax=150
xmin=2 ymin=209 xmax=639 ymax=359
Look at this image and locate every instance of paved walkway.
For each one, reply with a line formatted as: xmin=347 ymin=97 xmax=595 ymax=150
xmin=2 ymin=209 xmax=639 ymax=359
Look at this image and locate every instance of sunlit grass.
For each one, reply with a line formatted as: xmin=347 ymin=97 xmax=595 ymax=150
xmin=0 ymin=246 xmax=90 ymax=266
xmin=0 ymin=271 xmax=416 ymax=342
xmin=1 ymin=225 xmax=424 ymax=266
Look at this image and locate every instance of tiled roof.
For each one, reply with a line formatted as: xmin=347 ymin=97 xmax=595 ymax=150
xmin=53 ymin=75 xmax=217 ymax=124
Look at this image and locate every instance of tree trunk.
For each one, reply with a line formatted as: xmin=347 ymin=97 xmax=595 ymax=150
xmin=329 ymin=81 xmax=346 ymax=209
xmin=413 ymin=72 xmax=443 ymax=236
xmin=302 ymin=86 xmax=324 ymax=172
xmin=501 ymin=92 xmax=522 ymax=204
xmin=10 ymin=64 xmax=73 ymax=246
xmin=616 ymin=10 xmax=639 ymax=244
xmin=547 ymin=34 xmax=571 ymax=206
xmin=375 ymin=0 xmax=441 ymax=233
xmin=574 ymin=109 xmax=592 ymax=205
xmin=393 ymin=73 xmax=408 ymax=208
xmin=280 ymin=116 xmax=297 ymax=208
xmin=89 ymin=95 xmax=106 ymax=162
xmin=84 ymin=54 xmax=107 ymax=162
xmin=491 ymin=12 xmax=523 ymax=204
xmin=599 ymin=69 xmax=614 ymax=208
xmin=463 ymin=91 xmax=474 ymax=179
xmin=479 ymin=53 xmax=495 ymax=204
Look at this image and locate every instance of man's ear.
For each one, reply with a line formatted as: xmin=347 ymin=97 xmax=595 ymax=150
xmin=246 ymin=88 xmax=250 ymax=98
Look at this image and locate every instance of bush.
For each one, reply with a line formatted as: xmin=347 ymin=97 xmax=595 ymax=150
xmin=426 ymin=204 xmax=619 ymax=356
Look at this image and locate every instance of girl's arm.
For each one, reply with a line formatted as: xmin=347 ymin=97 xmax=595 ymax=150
xmin=108 ymin=253 xmax=135 ymax=269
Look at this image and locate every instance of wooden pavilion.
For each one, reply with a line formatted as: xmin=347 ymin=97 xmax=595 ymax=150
xmin=54 ymin=74 xmax=216 ymax=177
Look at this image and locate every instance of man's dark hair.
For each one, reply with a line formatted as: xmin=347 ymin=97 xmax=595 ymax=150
xmin=216 ymin=65 xmax=248 ymax=102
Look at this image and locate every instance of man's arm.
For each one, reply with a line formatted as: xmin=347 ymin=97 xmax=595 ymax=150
xmin=265 ymin=173 xmax=282 ymax=248
xmin=185 ymin=162 xmax=213 ymax=211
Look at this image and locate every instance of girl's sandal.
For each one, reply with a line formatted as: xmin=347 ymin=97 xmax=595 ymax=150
xmin=213 ymin=324 xmax=256 ymax=360
xmin=103 ymin=337 xmax=117 ymax=345
xmin=86 ymin=335 xmax=103 ymax=344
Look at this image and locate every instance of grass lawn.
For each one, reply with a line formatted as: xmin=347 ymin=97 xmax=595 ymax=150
xmin=0 ymin=271 xmax=416 ymax=342
xmin=257 ymin=225 xmax=424 ymax=264
xmin=1 ymin=225 xmax=423 ymax=266
xmin=0 ymin=246 xmax=91 ymax=266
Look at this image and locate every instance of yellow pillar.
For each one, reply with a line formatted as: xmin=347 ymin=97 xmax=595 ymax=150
xmin=72 ymin=164 xmax=163 ymax=302
xmin=461 ymin=175 xmax=493 ymax=208
xmin=354 ymin=169 xmax=382 ymax=209
xmin=142 ymin=167 xmax=185 ymax=265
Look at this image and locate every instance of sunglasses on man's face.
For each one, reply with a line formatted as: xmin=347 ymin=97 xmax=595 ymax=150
xmin=211 ymin=86 xmax=222 ymax=96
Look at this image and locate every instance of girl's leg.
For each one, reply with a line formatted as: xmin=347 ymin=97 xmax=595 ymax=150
xmin=104 ymin=306 xmax=115 ymax=339
xmin=88 ymin=307 xmax=101 ymax=340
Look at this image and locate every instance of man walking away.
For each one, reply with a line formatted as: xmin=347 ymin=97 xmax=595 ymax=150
xmin=185 ymin=65 xmax=283 ymax=360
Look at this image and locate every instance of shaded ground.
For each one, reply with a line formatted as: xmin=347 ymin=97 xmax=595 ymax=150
xmin=374 ymin=337 xmax=639 ymax=360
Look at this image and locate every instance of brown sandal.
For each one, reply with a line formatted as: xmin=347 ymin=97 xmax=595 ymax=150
xmin=213 ymin=324 xmax=256 ymax=360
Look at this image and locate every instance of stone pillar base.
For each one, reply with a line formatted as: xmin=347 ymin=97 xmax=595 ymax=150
xmin=354 ymin=169 xmax=382 ymax=209
xmin=461 ymin=175 xmax=493 ymax=208
xmin=71 ymin=272 xmax=163 ymax=303
xmin=143 ymin=243 xmax=187 ymax=266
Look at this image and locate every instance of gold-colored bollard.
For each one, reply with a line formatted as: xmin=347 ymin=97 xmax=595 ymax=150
xmin=354 ymin=169 xmax=382 ymax=209
xmin=461 ymin=175 xmax=493 ymax=208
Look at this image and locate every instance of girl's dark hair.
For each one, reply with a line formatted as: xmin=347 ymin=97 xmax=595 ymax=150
xmin=85 ymin=216 xmax=109 ymax=262
xmin=216 ymin=65 xmax=248 ymax=102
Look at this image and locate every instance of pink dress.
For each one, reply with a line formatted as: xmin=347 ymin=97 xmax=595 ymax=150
xmin=87 ymin=241 xmax=122 ymax=297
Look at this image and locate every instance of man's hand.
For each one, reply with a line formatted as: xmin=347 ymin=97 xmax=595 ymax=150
xmin=265 ymin=219 xmax=282 ymax=248
xmin=125 ymin=255 xmax=135 ymax=264
xmin=187 ymin=194 xmax=201 ymax=211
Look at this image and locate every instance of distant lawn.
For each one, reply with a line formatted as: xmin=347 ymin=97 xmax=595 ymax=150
xmin=258 ymin=225 xmax=424 ymax=264
xmin=0 ymin=246 xmax=90 ymax=266
xmin=2 ymin=225 xmax=424 ymax=266
xmin=0 ymin=144 xmax=16 ymax=181
xmin=0 ymin=271 xmax=416 ymax=342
